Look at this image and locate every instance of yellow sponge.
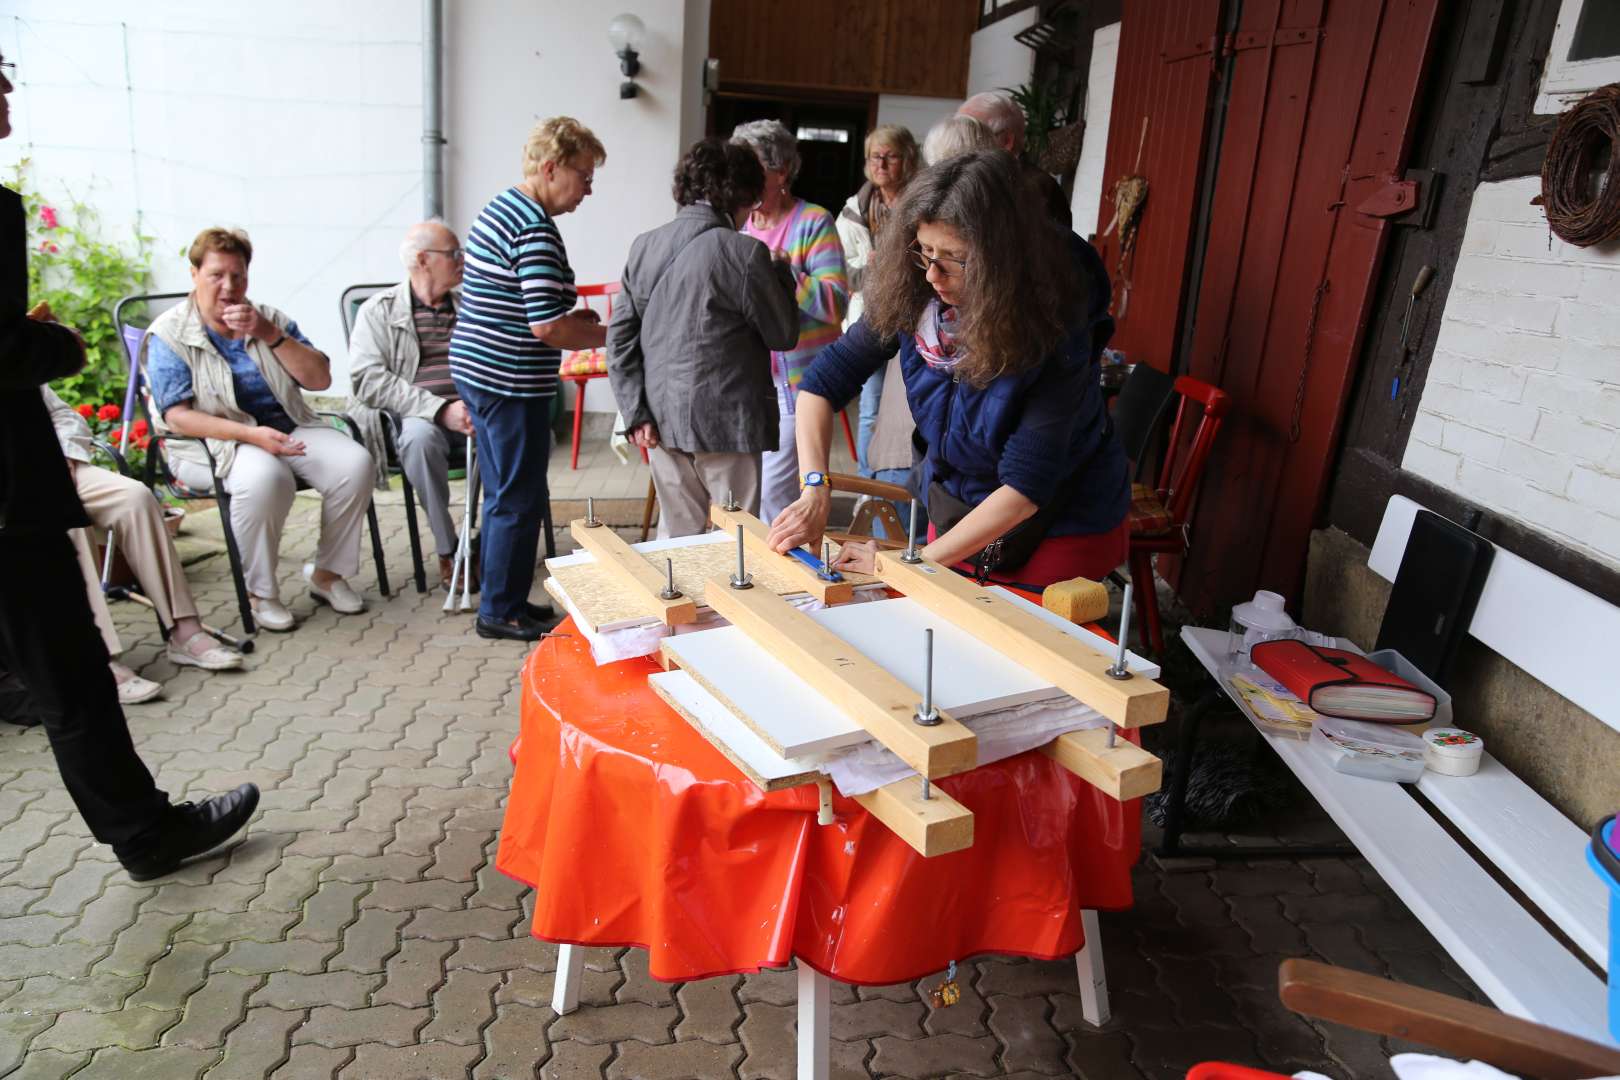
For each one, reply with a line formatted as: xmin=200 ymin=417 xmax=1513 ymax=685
xmin=1041 ymin=577 xmax=1110 ymax=626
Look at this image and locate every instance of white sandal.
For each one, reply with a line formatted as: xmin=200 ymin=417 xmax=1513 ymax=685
xmin=116 ymin=674 xmax=164 ymax=705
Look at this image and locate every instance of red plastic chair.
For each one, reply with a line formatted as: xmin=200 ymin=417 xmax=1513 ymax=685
xmin=1127 ymin=374 xmax=1230 ymax=656
xmin=1185 ymin=1066 xmax=1288 ymax=1079
xmin=560 ymin=282 xmax=621 ymax=470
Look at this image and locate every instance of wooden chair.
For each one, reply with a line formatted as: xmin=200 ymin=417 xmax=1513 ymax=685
xmin=1187 ymin=959 xmax=1620 ymax=1078
xmin=560 ymin=282 xmax=621 ymax=470
xmin=1127 ymin=374 xmax=1230 ymax=655
xmin=826 ymin=472 xmax=913 ymax=550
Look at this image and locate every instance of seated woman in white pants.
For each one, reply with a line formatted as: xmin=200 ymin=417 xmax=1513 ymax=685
xmin=44 ymin=386 xmax=242 ymax=704
xmin=144 ymin=227 xmax=374 ymax=632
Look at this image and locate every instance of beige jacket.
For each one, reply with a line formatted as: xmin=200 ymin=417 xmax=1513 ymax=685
xmin=345 ymin=280 xmax=458 ymax=484
xmin=42 ymin=385 xmax=95 ymax=463
xmin=142 ymin=296 xmax=321 ymax=480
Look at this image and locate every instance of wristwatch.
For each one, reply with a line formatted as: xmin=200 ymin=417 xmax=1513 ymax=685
xmin=800 ymin=471 xmax=828 ymax=490
xmin=267 ymin=333 xmax=288 ymax=350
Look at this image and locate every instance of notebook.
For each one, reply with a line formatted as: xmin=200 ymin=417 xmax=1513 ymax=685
xmin=1250 ymin=640 xmax=1436 ymax=724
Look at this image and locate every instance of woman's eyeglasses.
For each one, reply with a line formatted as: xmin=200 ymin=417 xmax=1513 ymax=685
xmin=867 ymin=152 xmax=902 ymax=165
xmin=909 ymin=243 xmax=968 ymax=278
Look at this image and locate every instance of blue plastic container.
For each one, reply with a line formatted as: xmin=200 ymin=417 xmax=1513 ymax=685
xmin=1587 ymin=814 xmax=1620 ymax=1039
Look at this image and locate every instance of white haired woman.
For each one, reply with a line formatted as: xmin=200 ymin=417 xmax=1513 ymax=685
xmin=449 ymin=116 xmax=607 ymax=641
xmin=837 ymin=123 xmax=919 ymax=477
xmin=923 ymin=114 xmax=998 ymax=166
xmin=730 ymin=119 xmax=849 ymax=522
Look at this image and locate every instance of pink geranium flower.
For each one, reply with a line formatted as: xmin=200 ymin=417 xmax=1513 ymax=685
xmin=40 ymin=206 xmax=59 ymax=230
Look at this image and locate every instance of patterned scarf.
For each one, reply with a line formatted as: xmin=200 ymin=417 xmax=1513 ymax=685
xmin=913 ymin=299 xmax=965 ymax=373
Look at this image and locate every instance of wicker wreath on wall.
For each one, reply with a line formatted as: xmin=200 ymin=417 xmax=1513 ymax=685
xmin=1539 ymin=82 xmax=1620 ymax=248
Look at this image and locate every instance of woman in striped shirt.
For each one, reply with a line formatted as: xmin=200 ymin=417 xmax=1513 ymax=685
xmin=450 ymin=117 xmax=607 ymax=642
xmin=731 ymin=120 xmax=849 ymax=522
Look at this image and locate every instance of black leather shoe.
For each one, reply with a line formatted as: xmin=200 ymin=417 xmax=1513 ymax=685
xmin=121 ymin=783 xmax=260 ymax=882
xmin=522 ymin=601 xmax=558 ymax=624
xmin=476 ymin=612 xmax=545 ymax=641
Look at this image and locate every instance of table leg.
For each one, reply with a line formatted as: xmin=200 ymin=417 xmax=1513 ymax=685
xmin=797 ymin=962 xmax=830 ymax=1080
xmin=552 ymin=943 xmax=584 ymax=1014
xmin=1075 ymin=908 xmax=1111 ymax=1026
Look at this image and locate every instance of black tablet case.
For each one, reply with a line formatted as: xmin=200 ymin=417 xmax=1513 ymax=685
xmin=1374 ymin=509 xmax=1494 ymax=688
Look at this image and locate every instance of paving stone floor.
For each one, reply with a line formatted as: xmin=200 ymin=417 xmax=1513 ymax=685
xmin=0 ymin=444 xmax=1485 ymax=1078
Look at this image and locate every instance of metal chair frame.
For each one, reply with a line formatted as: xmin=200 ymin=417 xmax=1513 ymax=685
xmin=115 ymin=292 xmax=391 ymax=640
xmin=338 ymin=281 xmax=556 ymax=594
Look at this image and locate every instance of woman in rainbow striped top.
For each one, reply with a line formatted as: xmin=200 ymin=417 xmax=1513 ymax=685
xmin=731 ymin=120 xmax=848 ymax=522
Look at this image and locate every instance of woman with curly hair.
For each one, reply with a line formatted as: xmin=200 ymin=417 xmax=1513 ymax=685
xmin=767 ymin=149 xmax=1129 ymax=589
xmin=608 ymin=138 xmax=800 ymax=537
xmin=451 ymin=116 xmax=608 ymax=640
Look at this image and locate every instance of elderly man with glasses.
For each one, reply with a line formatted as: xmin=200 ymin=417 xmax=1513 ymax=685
xmin=347 ymin=220 xmax=474 ymax=591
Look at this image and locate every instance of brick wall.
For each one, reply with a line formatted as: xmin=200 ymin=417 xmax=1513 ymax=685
xmin=1401 ymin=175 xmax=1620 ymax=570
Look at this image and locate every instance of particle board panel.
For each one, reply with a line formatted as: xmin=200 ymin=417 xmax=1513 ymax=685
xmin=876 ymin=554 xmax=1171 ymax=730
xmin=709 ymin=504 xmax=876 ymax=604
xmin=547 ymin=532 xmax=830 ymax=634
xmin=568 ymin=520 xmax=699 ymax=627
xmin=648 ymin=670 xmax=824 ymax=792
xmin=703 ymin=581 xmax=978 ymax=780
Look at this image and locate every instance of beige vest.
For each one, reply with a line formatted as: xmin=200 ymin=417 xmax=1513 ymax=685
xmin=143 ymin=297 xmax=320 ymax=479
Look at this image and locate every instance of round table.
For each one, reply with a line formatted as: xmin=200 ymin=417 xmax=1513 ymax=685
xmin=496 ymin=618 xmax=1142 ymax=986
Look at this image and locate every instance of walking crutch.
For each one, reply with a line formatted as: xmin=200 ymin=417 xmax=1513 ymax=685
xmin=443 ymin=439 xmax=480 ymax=613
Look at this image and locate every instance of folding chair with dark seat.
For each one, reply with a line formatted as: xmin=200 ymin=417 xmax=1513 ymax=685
xmin=338 ymin=282 xmax=555 ymax=594
xmin=115 ymin=292 xmax=391 ymax=639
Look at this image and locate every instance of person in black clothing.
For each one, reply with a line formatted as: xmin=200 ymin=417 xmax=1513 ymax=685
xmin=0 ymin=52 xmax=258 ymax=881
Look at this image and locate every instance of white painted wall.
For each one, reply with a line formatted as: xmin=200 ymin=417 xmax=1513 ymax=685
xmin=966 ymin=8 xmax=1036 ymax=98
xmin=1401 ymin=176 xmax=1620 ymax=570
xmin=0 ymin=1 xmax=422 ymax=393
xmin=447 ymin=1 xmax=703 ymax=410
xmin=875 ymin=94 xmax=959 ymax=147
xmin=2 ymin=2 xmax=708 ymax=409
xmin=1070 ymin=21 xmax=1119 ymax=239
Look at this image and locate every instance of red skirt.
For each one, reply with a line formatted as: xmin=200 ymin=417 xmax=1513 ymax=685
xmin=937 ymin=519 xmax=1129 ymax=590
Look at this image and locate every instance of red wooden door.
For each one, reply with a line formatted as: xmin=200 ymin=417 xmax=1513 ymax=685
xmin=1178 ymin=0 xmax=1440 ymax=614
xmin=1091 ymin=0 xmax=1225 ymax=372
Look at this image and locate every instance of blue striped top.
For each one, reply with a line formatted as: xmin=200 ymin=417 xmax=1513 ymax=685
xmin=449 ymin=186 xmax=578 ymax=398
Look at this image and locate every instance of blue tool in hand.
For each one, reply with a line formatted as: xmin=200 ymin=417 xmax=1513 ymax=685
xmin=788 ymin=542 xmax=844 ymax=583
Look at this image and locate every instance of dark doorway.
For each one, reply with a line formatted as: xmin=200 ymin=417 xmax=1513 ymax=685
xmin=711 ymin=93 xmax=873 ymax=217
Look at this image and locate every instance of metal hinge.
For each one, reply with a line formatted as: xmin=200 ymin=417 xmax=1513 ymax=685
xmin=1223 ymin=26 xmax=1322 ymax=56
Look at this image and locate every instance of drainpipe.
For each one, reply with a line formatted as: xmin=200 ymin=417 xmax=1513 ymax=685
xmin=423 ymin=0 xmax=445 ymax=219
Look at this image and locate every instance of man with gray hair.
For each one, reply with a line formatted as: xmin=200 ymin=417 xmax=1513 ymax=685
xmin=347 ymin=220 xmax=474 ymax=590
xmin=956 ymin=91 xmax=1072 ymax=229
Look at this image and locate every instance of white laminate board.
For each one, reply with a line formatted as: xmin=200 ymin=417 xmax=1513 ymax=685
xmin=648 ymin=670 xmax=823 ymax=788
xmin=545 ymin=531 xmax=723 ymax=571
xmin=661 ymin=627 xmax=870 ymax=757
xmin=1419 ymin=760 xmax=1609 ymax=971
xmin=1183 ymin=627 xmax=1613 ymax=1044
xmin=812 ymin=597 xmax=1071 ymax=716
xmin=1369 ymin=495 xmax=1620 ymax=733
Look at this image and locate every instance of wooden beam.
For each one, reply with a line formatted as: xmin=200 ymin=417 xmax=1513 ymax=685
xmin=1041 ymin=729 xmax=1163 ymax=801
xmin=702 ymin=578 xmax=978 ymax=779
xmin=852 ymin=775 xmax=974 ymax=857
xmin=708 ymin=504 xmax=859 ymax=604
xmin=875 ymin=553 xmax=1169 ymax=729
xmin=568 ymin=519 xmax=698 ymax=626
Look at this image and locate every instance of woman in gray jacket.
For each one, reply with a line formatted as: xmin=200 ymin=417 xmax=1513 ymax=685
xmin=608 ymin=139 xmax=799 ymax=537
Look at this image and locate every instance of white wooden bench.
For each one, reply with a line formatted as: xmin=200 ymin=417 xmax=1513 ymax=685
xmin=1180 ymin=493 xmax=1614 ymax=1046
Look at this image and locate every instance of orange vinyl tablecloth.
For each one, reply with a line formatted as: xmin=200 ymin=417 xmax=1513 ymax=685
xmin=496 ymin=617 xmax=1143 ymax=985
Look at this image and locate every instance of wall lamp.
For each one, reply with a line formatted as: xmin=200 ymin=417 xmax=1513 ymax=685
xmin=608 ymin=13 xmax=645 ymax=99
